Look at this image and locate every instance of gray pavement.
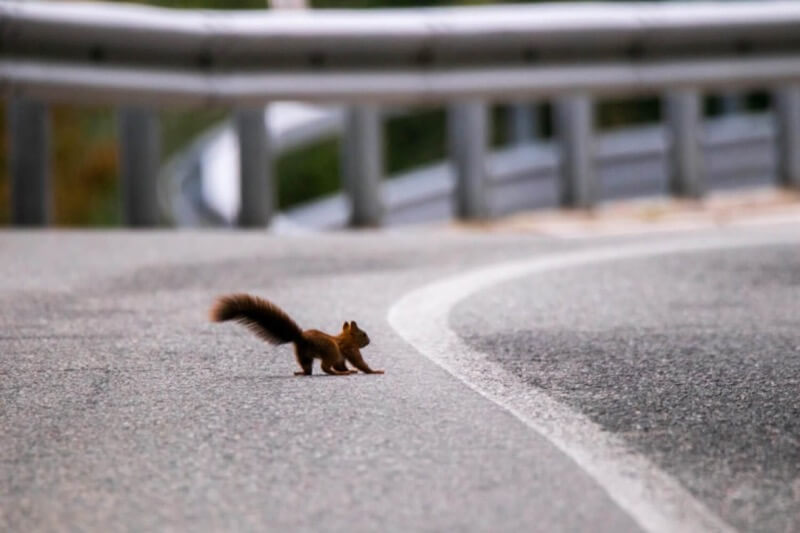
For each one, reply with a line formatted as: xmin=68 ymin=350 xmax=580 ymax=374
xmin=1 ymin=225 xmax=798 ymax=532
xmin=453 ymin=241 xmax=800 ymax=533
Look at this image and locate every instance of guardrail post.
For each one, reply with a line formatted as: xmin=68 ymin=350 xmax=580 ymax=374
xmin=342 ymin=105 xmax=383 ymax=227
xmin=555 ymin=94 xmax=595 ymax=208
xmin=8 ymin=97 xmax=51 ymax=226
xmin=118 ymin=106 xmax=161 ymax=226
xmin=508 ymin=102 xmax=537 ymax=145
xmin=774 ymin=85 xmax=800 ymax=189
xmin=665 ymin=89 xmax=705 ymax=198
xmin=448 ymin=100 xmax=489 ymax=219
xmin=235 ymin=107 xmax=274 ymax=227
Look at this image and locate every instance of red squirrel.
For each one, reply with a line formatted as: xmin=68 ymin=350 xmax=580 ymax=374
xmin=210 ymin=293 xmax=383 ymax=376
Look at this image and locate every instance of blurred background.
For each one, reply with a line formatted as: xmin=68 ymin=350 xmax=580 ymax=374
xmin=0 ymin=0 xmax=792 ymax=228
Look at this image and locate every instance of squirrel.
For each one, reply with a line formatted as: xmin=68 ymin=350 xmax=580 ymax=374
xmin=210 ymin=293 xmax=384 ymax=376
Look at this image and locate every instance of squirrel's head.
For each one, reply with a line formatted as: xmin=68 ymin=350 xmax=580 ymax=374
xmin=342 ymin=320 xmax=370 ymax=347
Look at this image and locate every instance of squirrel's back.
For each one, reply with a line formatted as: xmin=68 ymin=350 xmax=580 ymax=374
xmin=210 ymin=294 xmax=303 ymax=345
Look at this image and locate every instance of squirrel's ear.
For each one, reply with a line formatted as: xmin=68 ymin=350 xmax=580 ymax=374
xmin=342 ymin=321 xmax=349 ymax=330
xmin=351 ymin=320 xmax=358 ymax=329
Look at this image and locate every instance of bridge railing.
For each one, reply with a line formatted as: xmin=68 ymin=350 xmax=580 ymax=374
xmin=2 ymin=1 xmax=800 ymax=226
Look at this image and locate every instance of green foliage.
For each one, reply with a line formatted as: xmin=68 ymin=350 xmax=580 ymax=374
xmin=276 ymin=138 xmax=341 ymax=209
xmin=385 ymin=108 xmax=446 ymax=174
xmin=704 ymin=91 xmax=770 ymax=117
xmin=104 ymin=0 xmax=271 ymax=8
xmin=597 ymin=97 xmax=661 ymax=129
xmin=161 ymin=109 xmax=228 ymax=160
xmin=50 ymin=106 xmax=119 ymax=226
xmin=0 ymin=104 xmax=121 ymax=226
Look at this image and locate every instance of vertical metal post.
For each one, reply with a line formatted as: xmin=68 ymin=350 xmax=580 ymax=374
xmin=342 ymin=105 xmax=383 ymax=227
xmin=235 ymin=107 xmax=273 ymax=227
xmin=665 ymin=89 xmax=705 ymax=198
xmin=555 ymin=94 xmax=595 ymax=208
xmin=118 ymin=106 xmax=161 ymax=226
xmin=774 ymin=85 xmax=800 ymax=189
xmin=508 ymin=102 xmax=538 ymax=145
xmin=9 ymin=98 xmax=50 ymax=226
xmin=448 ymin=100 xmax=490 ymax=219
xmin=338 ymin=121 xmax=354 ymax=200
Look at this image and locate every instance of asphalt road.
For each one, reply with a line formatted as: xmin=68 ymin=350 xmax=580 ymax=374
xmin=1 ymin=223 xmax=798 ymax=532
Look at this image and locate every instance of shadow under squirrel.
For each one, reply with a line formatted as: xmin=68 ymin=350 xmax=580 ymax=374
xmin=210 ymin=293 xmax=384 ymax=376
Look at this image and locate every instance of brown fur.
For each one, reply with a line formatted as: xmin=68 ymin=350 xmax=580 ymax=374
xmin=332 ymin=320 xmax=384 ymax=375
xmin=210 ymin=293 xmax=383 ymax=376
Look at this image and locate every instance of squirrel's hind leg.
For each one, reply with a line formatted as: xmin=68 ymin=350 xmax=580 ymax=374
xmin=294 ymin=346 xmax=314 ymax=376
xmin=318 ymin=340 xmax=354 ymax=375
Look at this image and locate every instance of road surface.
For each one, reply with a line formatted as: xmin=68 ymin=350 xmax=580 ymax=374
xmin=1 ymin=222 xmax=798 ymax=532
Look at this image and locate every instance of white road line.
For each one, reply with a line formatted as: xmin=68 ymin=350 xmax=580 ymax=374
xmin=388 ymin=232 xmax=799 ymax=533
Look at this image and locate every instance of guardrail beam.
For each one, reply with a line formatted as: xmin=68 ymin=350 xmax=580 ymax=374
xmin=449 ymin=100 xmax=490 ymax=220
xmin=342 ymin=105 xmax=383 ymax=227
xmin=8 ymin=97 xmax=50 ymax=226
xmin=556 ymin=95 xmax=595 ymax=208
xmin=5 ymin=3 xmax=800 ymax=107
xmin=774 ymin=85 xmax=800 ymax=189
xmin=118 ymin=107 xmax=161 ymax=226
xmin=235 ymin=107 xmax=274 ymax=227
xmin=666 ymin=89 xmax=705 ymax=198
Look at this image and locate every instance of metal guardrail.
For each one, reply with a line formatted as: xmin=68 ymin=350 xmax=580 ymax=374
xmin=2 ymin=1 xmax=800 ymax=226
xmin=160 ymin=102 xmax=346 ymax=225
xmin=281 ymin=112 xmax=778 ymax=229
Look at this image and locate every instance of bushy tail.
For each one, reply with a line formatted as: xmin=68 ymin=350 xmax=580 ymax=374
xmin=210 ymin=293 xmax=303 ymax=345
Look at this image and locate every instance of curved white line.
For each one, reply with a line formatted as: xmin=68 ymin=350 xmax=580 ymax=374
xmin=388 ymin=233 xmax=799 ymax=533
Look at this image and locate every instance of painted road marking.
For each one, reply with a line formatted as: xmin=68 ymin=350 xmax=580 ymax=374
xmin=388 ymin=231 xmax=799 ymax=533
